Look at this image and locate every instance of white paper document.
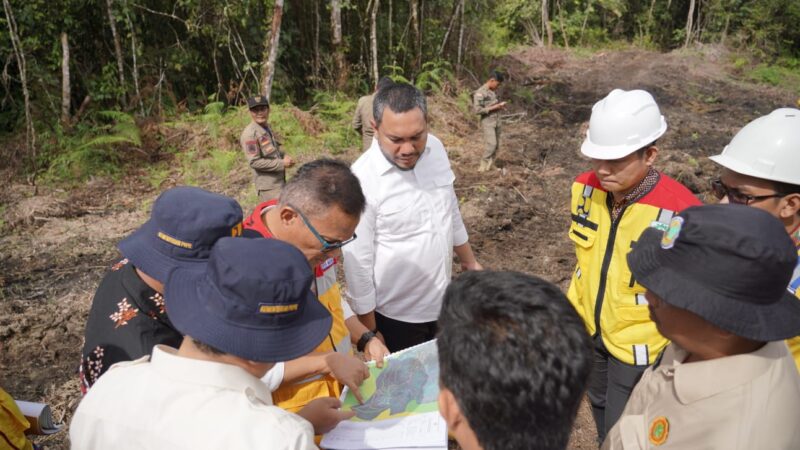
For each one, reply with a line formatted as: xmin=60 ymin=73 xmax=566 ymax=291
xmin=321 ymin=340 xmax=447 ymax=450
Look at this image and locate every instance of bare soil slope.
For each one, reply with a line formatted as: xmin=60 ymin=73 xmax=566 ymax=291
xmin=1 ymin=46 xmax=794 ymax=449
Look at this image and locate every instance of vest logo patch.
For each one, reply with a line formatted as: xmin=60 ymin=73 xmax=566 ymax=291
xmin=661 ymin=216 xmax=684 ymax=249
xmin=231 ymin=222 xmax=243 ymax=237
xmin=320 ymin=257 xmax=335 ymax=272
xmin=649 ymin=416 xmax=669 ymax=446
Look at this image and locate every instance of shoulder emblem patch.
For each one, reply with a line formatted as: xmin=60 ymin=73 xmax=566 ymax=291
xmin=660 ymin=216 xmax=684 ymax=250
xmin=245 ymin=140 xmax=258 ymax=156
xmin=649 ymin=416 xmax=669 ymax=446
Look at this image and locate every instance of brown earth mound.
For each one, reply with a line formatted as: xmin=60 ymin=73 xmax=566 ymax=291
xmin=0 ymin=46 xmax=794 ymax=449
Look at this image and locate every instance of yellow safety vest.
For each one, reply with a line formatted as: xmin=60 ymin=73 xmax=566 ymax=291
xmin=272 ymin=257 xmax=352 ymax=412
xmin=0 ymin=388 xmax=33 ymax=450
xmin=567 ymin=171 xmax=701 ymax=366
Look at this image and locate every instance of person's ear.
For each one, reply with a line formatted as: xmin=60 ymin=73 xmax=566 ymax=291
xmin=278 ymin=206 xmax=299 ymax=226
xmin=644 ymin=146 xmax=659 ymax=166
xmin=370 ymin=119 xmax=378 ymax=132
xmin=778 ymin=193 xmax=800 ymax=220
xmin=438 ymin=388 xmax=463 ymax=429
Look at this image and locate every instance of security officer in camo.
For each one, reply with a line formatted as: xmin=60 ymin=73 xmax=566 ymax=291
xmin=473 ymin=70 xmax=507 ymax=172
xmin=241 ymin=95 xmax=294 ymax=201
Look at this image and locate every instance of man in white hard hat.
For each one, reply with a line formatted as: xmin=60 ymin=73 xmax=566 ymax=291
xmin=567 ymin=88 xmax=701 ymax=442
xmin=709 ymin=107 xmax=800 ymax=372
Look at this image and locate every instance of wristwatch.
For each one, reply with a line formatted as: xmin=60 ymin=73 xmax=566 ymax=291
xmin=357 ymin=330 xmax=378 ymax=353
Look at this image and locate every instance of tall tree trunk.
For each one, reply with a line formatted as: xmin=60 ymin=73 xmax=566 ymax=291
xmin=410 ymin=0 xmax=420 ymax=72
xmin=457 ymin=0 xmax=465 ymax=73
xmin=370 ymin=0 xmax=380 ymax=86
xmin=106 ymin=0 xmax=127 ymax=107
xmin=684 ymin=0 xmax=695 ymax=47
xmin=262 ymin=0 xmax=284 ymax=99
xmin=388 ymin=0 xmax=393 ymax=63
xmin=438 ymin=0 xmax=461 ymax=56
xmin=61 ymin=32 xmax=71 ymax=127
xmin=3 ymin=0 xmax=36 ymax=183
xmin=313 ymin=0 xmax=321 ymax=87
xmin=331 ymin=0 xmax=347 ymax=90
xmin=542 ymin=0 xmax=553 ymax=47
xmin=556 ymin=0 xmax=569 ymax=49
xmin=125 ymin=8 xmax=144 ymax=115
xmin=212 ymin=45 xmax=224 ymax=101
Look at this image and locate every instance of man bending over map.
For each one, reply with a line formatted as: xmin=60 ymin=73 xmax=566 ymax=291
xmin=436 ymin=271 xmax=593 ymax=450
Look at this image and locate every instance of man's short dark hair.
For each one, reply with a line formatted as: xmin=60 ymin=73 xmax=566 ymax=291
xmin=490 ymin=70 xmax=506 ymax=83
xmin=373 ymin=83 xmax=427 ymax=127
xmin=437 ymin=271 xmax=592 ymax=450
xmin=376 ymin=76 xmax=395 ymax=93
xmin=278 ymin=158 xmax=366 ymax=218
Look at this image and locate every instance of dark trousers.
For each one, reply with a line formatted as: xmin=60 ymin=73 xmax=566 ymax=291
xmin=588 ymin=336 xmax=648 ymax=445
xmin=375 ymin=312 xmax=437 ymax=353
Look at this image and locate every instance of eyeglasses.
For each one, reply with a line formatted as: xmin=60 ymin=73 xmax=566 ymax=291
xmin=710 ymin=179 xmax=786 ymax=205
xmin=288 ymin=203 xmax=357 ymax=252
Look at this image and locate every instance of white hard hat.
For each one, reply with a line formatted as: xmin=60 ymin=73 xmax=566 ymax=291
xmin=710 ymin=108 xmax=800 ymax=186
xmin=581 ymin=89 xmax=668 ymax=160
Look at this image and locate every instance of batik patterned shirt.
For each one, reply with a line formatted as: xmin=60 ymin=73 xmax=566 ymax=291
xmin=79 ymin=259 xmax=181 ymax=393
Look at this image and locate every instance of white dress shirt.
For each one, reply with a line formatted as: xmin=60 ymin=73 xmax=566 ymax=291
xmin=70 ymin=345 xmax=315 ymax=450
xmin=343 ymin=134 xmax=469 ymax=323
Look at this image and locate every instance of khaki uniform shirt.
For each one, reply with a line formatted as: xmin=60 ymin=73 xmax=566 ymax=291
xmin=603 ymin=341 xmax=800 ymax=449
xmin=352 ymin=94 xmax=375 ymax=151
xmin=240 ymin=121 xmax=285 ymax=193
xmin=473 ymin=84 xmax=500 ymax=127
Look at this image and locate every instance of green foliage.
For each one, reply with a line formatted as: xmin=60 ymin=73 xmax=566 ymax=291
xmin=513 ymin=86 xmax=535 ymax=104
xmin=415 ymin=61 xmax=456 ymax=94
xmin=455 ymin=90 xmax=473 ymax=117
xmin=382 ymin=64 xmax=412 ymax=84
xmin=748 ymin=61 xmax=800 ymax=93
xmin=44 ymin=111 xmax=141 ymax=182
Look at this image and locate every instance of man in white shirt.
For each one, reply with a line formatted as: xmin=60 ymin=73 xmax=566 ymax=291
xmin=70 ymin=238 xmax=353 ymax=450
xmin=343 ymin=82 xmax=483 ymax=352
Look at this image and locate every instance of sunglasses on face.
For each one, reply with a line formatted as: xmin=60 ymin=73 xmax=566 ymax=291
xmin=250 ymin=106 xmax=269 ymax=113
xmin=710 ymin=179 xmax=786 ymax=205
xmin=288 ymin=203 xmax=357 ymax=252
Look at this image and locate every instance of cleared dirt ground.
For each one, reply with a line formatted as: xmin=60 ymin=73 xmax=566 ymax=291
xmin=1 ymin=46 xmax=795 ymax=449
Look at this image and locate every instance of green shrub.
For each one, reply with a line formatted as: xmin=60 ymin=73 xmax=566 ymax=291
xmin=44 ymin=111 xmax=141 ymax=182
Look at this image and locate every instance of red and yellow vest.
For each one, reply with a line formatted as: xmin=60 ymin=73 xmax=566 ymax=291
xmin=787 ymin=225 xmax=800 ymax=372
xmin=243 ymin=201 xmax=352 ymax=413
xmin=567 ymin=171 xmax=701 ymax=366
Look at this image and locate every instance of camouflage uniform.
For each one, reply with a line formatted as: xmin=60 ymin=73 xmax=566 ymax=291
xmin=352 ymin=94 xmax=376 ymax=151
xmin=240 ymin=121 xmax=285 ymax=201
xmin=473 ymin=84 xmax=501 ymax=172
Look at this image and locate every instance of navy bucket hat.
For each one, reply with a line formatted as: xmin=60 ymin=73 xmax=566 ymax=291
xmin=118 ymin=186 xmax=244 ymax=281
xmin=165 ymin=237 xmax=332 ymax=362
xmin=628 ymin=204 xmax=800 ymax=342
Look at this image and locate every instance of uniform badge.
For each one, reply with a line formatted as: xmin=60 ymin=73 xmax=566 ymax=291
xmin=660 ymin=216 xmax=684 ymax=249
xmin=649 ymin=220 xmax=669 ymax=232
xmin=648 ymin=416 xmax=669 ymax=446
xmin=245 ymin=140 xmax=258 ymax=156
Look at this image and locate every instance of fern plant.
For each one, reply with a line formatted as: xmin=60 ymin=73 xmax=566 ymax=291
xmin=415 ymin=60 xmax=456 ymax=94
xmin=46 ymin=110 xmax=141 ymax=182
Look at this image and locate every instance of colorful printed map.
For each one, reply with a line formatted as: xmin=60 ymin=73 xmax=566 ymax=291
xmin=341 ymin=339 xmax=440 ymax=422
